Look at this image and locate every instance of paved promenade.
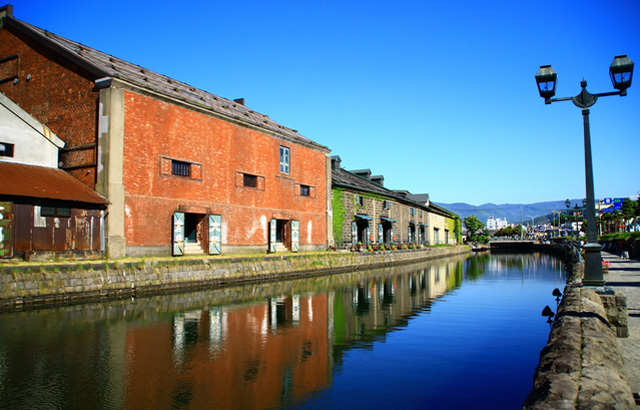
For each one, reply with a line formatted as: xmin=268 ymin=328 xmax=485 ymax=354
xmin=602 ymin=251 xmax=640 ymax=407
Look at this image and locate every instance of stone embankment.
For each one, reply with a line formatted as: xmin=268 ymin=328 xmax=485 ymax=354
xmin=523 ymin=251 xmax=636 ymax=410
xmin=0 ymin=246 xmax=469 ymax=310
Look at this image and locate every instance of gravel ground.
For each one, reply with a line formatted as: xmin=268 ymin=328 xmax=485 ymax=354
xmin=602 ymin=251 xmax=640 ymax=407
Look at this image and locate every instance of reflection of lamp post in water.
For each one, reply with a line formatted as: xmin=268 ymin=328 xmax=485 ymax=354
xmin=536 ymin=55 xmax=634 ymax=288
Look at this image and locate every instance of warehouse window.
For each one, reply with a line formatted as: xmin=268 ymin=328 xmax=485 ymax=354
xmin=280 ymin=146 xmax=290 ymax=174
xmin=40 ymin=205 xmax=70 ymax=217
xmin=243 ymin=173 xmax=258 ymax=188
xmin=171 ymin=160 xmax=191 ymax=177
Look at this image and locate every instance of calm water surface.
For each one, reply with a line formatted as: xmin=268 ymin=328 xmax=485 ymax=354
xmin=0 ymin=252 xmax=565 ymax=410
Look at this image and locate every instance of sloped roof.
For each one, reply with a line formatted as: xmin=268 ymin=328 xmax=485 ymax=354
xmin=0 ymin=162 xmax=108 ymax=205
xmin=332 ymin=166 xmax=456 ymax=218
xmin=2 ymin=8 xmax=328 ymax=152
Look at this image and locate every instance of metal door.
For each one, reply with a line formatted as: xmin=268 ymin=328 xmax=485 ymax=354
xmin=269 ymin=219 xmax=277 ymax=253
xmin=208 ymin=214 xmax=221 ymax=255
xmin=291 ymin=220 xmax=299 ymax=252
xmin=351 ymin=221 xmax=358 ymax=244
xmin=172 ymin=212 xmax=185 ymax=256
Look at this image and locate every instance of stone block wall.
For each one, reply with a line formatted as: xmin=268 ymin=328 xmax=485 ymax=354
xmin=0 ymin=246 xmax=470 ymax=310
xmin=523 ymin=261 xmax=635 ymax=409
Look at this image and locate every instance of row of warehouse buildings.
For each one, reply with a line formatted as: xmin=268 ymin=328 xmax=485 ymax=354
xmin=0 ymin=5 xmax=458 ymax=260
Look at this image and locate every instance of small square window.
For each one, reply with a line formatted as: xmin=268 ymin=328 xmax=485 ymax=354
xmin=300 ymin=185 xmax=310 ymax=196
xmin=171 ymin=160 xmax=191 ymax=177
xmin=280 ymin=146 xmax=290 ymax=174
xmin=243 ymin=173 xmax=258 ymax=188
xmin=0 ymin=142 xmax=14 ymax=157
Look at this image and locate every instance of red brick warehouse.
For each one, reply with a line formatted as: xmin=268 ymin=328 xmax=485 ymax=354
xmin=0 ymin=5 xmax=331 ymax=258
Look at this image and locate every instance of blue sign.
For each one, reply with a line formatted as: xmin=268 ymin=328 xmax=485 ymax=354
xmin=604 ymin=197 xmax=612 ymax=205
xmin=613 ymin=198 xmax=625 ymax=210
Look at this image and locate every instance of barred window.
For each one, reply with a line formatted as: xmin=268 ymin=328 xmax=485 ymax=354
xmin=243 ymin=173 xmax=258 ymax=188
xmin=171 ymin=160 xmax=191 ymax=177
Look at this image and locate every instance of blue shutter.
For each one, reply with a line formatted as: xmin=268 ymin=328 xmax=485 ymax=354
xmin=269 ymin=219 xmax=277 ymax=253
xmin=291 ymin=220 xmax=300 ymax=252
xmin=172 ymin=212 xmax=185 ymax=256
xmin=208 ymin=214 xmax=221 ymax=255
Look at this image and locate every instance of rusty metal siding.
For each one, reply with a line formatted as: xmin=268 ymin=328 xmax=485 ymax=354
xmin=13 ymin=203 xmax=32 ymax=252
xmin=0 ymin=162 xmax=107 ymax=205
xmin=11 ymin=202 xmax=103 ymax=253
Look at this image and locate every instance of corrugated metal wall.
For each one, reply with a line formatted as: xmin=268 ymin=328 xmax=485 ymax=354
xmin=12 ymin=203 xmax=102 ymax=253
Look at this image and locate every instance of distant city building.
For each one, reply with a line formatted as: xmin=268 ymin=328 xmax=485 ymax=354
xmin=486 ymin=217 xmax=508 ymax=232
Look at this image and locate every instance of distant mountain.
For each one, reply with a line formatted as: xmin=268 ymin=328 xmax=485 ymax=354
xmin=435 ymin=200 xmax=586 ymax=225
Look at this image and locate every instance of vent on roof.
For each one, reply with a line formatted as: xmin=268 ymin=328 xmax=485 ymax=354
xmin=331 ymin=156 xmax=342 ymax=170
xmin=233 ymin=98 xmax=245 ymax=106
xmin=371 ymin=175 xmax=384 ymax=186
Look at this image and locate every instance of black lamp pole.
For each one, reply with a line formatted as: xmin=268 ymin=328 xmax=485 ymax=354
xmin=536 ymin=55 xmax=634 ymax=288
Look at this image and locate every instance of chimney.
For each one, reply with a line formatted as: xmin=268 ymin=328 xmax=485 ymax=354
xmin=233 ymin=98 xmax=245 ymax=106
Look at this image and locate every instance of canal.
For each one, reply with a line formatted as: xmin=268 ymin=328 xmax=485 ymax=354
xmin=0 ymin=252 xmax=565 ymax=410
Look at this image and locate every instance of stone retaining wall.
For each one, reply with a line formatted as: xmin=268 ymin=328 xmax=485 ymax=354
xmin=0 ymin=246 xmax=469 ymax=310
xmin=523 ymin=256 xmax=635 ymax=409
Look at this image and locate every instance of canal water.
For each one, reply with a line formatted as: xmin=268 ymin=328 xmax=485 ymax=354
xmin=0 ymin=252 xmax=565 ymax=410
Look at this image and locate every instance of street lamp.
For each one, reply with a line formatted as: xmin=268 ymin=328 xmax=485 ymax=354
xmin=536 ymin=55 xmax=634 ymax=289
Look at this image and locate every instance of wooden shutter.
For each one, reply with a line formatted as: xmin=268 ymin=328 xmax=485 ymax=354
xmin=291 ymin=220 xmax=299 ymax=252
xmin=172 ymin=212 xmax=185 ymax=256
xmin=208 ymin=214 xmax=221 ymax=255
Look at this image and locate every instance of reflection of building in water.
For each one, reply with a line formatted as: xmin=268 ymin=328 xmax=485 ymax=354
xmin=332 ymin=261 xmax=463 ymax=349
xmin=124 ymin=294 xmax=332 ymax=409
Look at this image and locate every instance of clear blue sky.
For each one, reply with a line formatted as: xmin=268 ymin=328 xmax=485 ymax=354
xmin=10 ymin=0 xmax=640 ymax=205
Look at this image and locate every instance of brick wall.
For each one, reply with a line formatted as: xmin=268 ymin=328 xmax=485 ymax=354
xmin=0 ymin=25 xmax=99 ymax=187
xmin=122 ymin=90 xmax=328 ymax=250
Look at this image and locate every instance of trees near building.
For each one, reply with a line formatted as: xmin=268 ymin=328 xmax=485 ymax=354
xmin=494 ymin=225 xmax=523 ymax=237
xmin=464 ymin=215 xmax=488 ymax=244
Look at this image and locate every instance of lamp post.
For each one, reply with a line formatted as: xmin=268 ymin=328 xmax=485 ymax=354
xmin=536 ymin=55 xmax=634 ymax=289
xmin=564 ymin=199 xmax=571 ymax=236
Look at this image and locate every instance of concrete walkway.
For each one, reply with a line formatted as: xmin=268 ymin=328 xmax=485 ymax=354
xmin=602 ymin=251 xmax=640 ymax=407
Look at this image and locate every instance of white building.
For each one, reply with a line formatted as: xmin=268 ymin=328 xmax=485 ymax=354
xmin=487 ymin=217 xmax=508 ymax=232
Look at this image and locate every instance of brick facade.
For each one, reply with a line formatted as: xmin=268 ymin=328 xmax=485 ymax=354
xmin=0 ymin=23 xmax=99 ymax=187
xmin=0 ymin=7 xmax=330 ymax=257
xmin=121 ymin=90 xmax=328 ymax=253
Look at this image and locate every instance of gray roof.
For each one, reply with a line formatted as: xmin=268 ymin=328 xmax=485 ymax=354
xmin=332 ymin=166 xmax=456 ymax=218
xmin=3 ymin=10 xmax=328 ymax=152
